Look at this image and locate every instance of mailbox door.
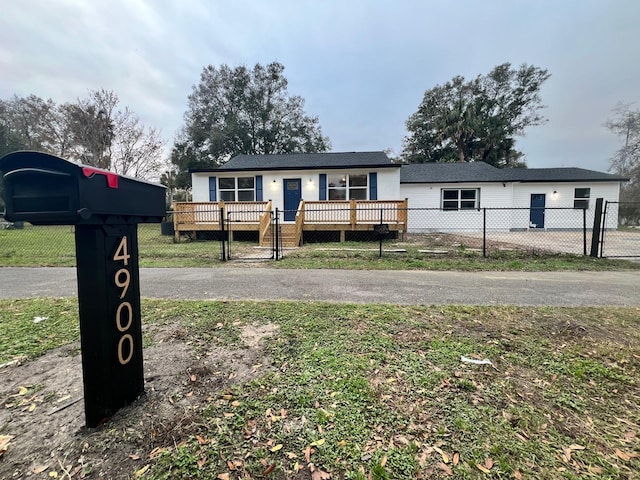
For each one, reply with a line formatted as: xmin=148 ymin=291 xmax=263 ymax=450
xmin=3 ymin=167 xmax=79 ymax=224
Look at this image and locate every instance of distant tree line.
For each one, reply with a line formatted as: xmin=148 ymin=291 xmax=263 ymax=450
xmin=0 ymin=89 xmax=165 ymax=179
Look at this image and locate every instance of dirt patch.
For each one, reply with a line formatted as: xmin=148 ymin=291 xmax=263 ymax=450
xmin=396 ymin=232 xmax=528 ymax=253
xmin=0 ymin=323 xmax=277 ymax=479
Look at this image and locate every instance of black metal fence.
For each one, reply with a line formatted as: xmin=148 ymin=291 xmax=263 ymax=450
xmin=2 ymin=201 xmax=639 ymax=265
xmin=597 ymin=201 xmax=640 ymax=259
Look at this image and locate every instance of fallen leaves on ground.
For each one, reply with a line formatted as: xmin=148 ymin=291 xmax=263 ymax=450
xmin=475 ymin=458 xmax=494 ymax=474
xmin=615 ymin=448 xmax=638 ymax=461
xmin=134 ymin=465 xmax=149 ymax=477
xmin=561 ymin=444 xmax=585 ymax=463
xmin=309 ymin=463 xmax=331 ymax=479
xmin=437 ymin=462 xmax=453 ymax=476
xmin=0 ymin=435 xmax=13 ymax=457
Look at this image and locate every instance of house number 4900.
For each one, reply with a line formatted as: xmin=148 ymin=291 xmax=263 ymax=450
xmin=113 ymin=236 xmax=134 ymax=365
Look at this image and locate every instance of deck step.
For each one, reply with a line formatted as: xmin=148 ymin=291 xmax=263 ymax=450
xmin=260 ymin=224 xmax=300 ymax=247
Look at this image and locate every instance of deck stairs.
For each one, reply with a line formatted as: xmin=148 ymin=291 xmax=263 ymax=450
xmin=260 ymin=223 xmax=300 ymax=248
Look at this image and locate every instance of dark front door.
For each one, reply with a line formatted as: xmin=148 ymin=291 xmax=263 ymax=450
xmin=284 ymin=178 xmax=301 ymax=221
xmin=530 ymin=194 xmax=545 ymax=228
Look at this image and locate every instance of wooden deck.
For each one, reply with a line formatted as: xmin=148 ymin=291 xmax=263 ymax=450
xmin=173 ymin=199 xmax=408 ymax=246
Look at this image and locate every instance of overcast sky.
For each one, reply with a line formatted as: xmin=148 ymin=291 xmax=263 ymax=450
xmin=1 ymin=0 xmax=638 ymax=172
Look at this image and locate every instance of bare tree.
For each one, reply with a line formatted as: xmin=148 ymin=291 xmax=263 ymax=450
xmin=1 ymin=90 xmax=167 ymax=180
xmin=111 ymin=108 xmax=165 ymax=179
xmin=607 ymin=102 xmax=640 ymax=224
xmin=0 ymin=95 xmax=71 ymax=155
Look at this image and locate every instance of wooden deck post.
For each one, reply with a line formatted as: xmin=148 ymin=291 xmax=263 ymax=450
xmin=400 ymin=198 xmax=408 ymax=241
xmin=350 ymin=199 xmax=357 ymax=228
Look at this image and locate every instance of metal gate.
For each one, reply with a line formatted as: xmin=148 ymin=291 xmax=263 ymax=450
xmin=595 ymin=201 xmax=640 ymax=259
xmin=224 ymin=209 xmax=278 ymax=261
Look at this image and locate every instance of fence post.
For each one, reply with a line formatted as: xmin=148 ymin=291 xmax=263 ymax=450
xmin=220 ymin=207 xmax=226 ymax=261
xmin=379 ymin=208 xmax=383 ymax=258
xmin=601 ymin=201 xmax=611 ymax=258
xmin=226 ymin=211 xmax=232 ymax=260
xmin=590 ymin=198 xmax=604 ymax=257
xmin=482 ymin=208 xmax=487 ymax=258
xmin=274 ymin=208 xmax=280 ymax=261
xmin=582 ymin=208 xmax=587 ymax=256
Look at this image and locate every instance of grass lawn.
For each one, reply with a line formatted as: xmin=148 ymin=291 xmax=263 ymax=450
xmin=1 ymin=299 xmax=638 ymax=479
xmin=0 ymin=224 xmax=639 ymax=270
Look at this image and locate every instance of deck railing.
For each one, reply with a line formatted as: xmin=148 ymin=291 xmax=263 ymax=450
xmin=173 ymin=201 xmax=270 ymax=240
xmin=173 ymin=199 xmax=408 ymax=240
xmin=224 ymin=201 xmax=271 ymax=222
xmin=173 ymin=202 xmax=221 ymax=226
xmin=303 ymin=199 xmax=408 ymax=226
xmin=259 ymin=200 xmax=273 ymax=243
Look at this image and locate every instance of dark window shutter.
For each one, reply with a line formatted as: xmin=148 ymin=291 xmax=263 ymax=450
xmin=319 ymin=174 xmax=327 ymax=201
xmin=369 ymin=172 xmax=378 ymax=200
xmin=255 ymin=175 xmax=263 ymax=201
xmin=209 ymin=176 xmax=217 ymax=201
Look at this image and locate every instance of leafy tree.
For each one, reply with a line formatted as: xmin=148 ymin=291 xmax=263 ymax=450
xmin=403 ymin=63 xmax=550 ymax=167
xmin=172 ymin=61 xmax=330 ymax=188
xmin=607 ymin=103 xmax=640 ymax=224
xmin=64 ymin=89 xmax=117 ymax=169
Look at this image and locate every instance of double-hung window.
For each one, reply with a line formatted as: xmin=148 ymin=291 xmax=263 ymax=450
xmin=327 ymin=174 xmax=368 ymax=200
xmin=573 ymin=188 xmax=590 ymax=209
xmin=441 ymin=188 xmax=479 ymax=210
xmin=219 ymin=177 xmax=255 ymax=202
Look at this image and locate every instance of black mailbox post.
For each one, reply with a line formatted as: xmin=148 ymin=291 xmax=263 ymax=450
xmin=0 ymin=151 xmax=166 ymax=427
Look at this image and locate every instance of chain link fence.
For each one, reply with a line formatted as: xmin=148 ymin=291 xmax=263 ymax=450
xmin=598 ymin=201 xmax=640 ymax=259
xmin=2 ymin=201 xmax=639 ymax=265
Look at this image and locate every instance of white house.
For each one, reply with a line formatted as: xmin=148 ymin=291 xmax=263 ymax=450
xmin=400 ymin=162 xmax=625 ymax=231
xmin=184 ymin=151 xmax=626 ymax=243
xmin=191 ymin=151 xmax=401 ymax=217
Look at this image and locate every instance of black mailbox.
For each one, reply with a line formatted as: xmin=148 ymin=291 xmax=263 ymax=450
xmin=0 ymin=151 xmax=166 ymax=428
xmin=1 ymin=151 xmax=165 ymax=225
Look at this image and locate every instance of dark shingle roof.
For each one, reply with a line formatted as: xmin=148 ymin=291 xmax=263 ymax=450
xmin=400 ymin=162 xmax=628 ymax=184
xmin=400 ymin=162 xmax=502 ymax=183
xmin=191 ymin=151 xmax=398 ymax=172
xmin=497 ymin=167 xmax=628 ymax=183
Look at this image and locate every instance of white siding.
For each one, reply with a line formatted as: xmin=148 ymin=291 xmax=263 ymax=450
xmin=512 ymin=182 xmax=621 ymax=229
xmin=402 ymin=181 xmax=622 ymax=232
xmin=191 ymin=167 xmax=401 ymax=213
xmin=401 ymin=183 xmax=509 ymax=232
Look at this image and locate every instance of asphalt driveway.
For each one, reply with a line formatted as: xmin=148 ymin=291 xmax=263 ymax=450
xmin=1 ymin=267 xmax=638 ymax=306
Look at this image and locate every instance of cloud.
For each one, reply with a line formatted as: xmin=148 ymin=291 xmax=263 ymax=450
xmin=1 ymin=0 xmax=638 ymax=171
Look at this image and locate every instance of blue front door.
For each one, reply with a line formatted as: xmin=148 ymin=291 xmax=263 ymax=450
xmin=530 ymin=194 xmax=545 ymax=228
xmin=284 ymin=178 xmax=301 ymax=221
